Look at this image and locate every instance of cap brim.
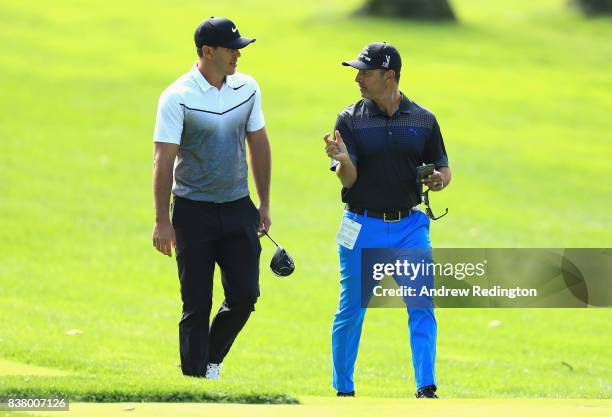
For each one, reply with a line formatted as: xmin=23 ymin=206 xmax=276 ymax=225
xmin=223 ymin=37 xmax=256 ymax=49
xmin=342 ymin=60 xmax=377 ymax=70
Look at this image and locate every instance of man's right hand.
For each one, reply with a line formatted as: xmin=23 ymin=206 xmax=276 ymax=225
xmin=324 ymin=130 xmax=349 ymax=163
xmin=152 ymin=219 xmax=176 ymax=257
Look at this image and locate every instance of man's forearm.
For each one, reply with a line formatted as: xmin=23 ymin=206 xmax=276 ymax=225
xmin=248 ymin=136 xmax=271 ymax=207
xmin=153 ymin=160 xmax=174 ymax=222
xmin=336 ymin=158 xmax=357 ymax=188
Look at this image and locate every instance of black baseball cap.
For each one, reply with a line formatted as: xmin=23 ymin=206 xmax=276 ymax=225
xmin=342 ymin=42 xmax=401 ymax=73
xmin=194 ymin=17 xmax=255 ymax=49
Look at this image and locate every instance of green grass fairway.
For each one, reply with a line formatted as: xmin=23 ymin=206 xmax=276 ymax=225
xmin=1 ymin=0 xmax=611 ymax=404
xmin=16 ymin=398 xmax=612 ymax=417
xmin=0 ymin=360 xmax=66 ymax=377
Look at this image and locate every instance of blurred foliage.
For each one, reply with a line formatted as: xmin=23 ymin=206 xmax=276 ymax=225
xmin=574 ymin=0 xmax=612 ymax=15
xmin=359 ymin=0 xmax=456 ymax=20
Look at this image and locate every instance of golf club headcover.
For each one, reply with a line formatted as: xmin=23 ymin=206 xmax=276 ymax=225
xmin=270 ymin=246 xmax=295 ymax=277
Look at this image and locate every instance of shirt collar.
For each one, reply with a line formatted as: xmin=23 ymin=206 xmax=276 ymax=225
xmin=398 ymin=93 xmax=413 ymax=113
xmin=190 ymin=63 xmax=240 ymax=92
xmin=364 ymin=98 xmax=383 ymax=116
xmin=365 ymin=92 xmax=412 ymax=117
xmin=225 ymin=74 xmax=240 ymax=89
xmin=191 ymin=63 xmax=214 ymax=93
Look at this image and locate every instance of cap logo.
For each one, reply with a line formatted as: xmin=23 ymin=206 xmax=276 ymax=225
xmin=358 ymin=47 xmax=372 ymax=62
xmin=231 ymin=26 xmax=237 ymax=33
xmin=382 ymin=55 xmax=391 ymax=68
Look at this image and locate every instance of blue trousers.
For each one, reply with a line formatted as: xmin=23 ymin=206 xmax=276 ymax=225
xmin=332 ymin=209 xmax=437 ymax=393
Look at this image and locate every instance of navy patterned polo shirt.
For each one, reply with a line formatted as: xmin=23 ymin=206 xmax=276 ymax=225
xmin=330 ymin=94 xmax=449 ymax=211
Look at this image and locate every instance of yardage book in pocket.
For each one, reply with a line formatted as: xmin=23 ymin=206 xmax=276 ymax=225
xmin=336 ymin=216 xmax=362 ymax=250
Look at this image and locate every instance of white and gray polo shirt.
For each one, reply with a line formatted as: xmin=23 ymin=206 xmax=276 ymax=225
xmin=154 ymin=63 xmax=265 ymax=202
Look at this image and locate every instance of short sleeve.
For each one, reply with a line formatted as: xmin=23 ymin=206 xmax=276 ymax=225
xmin=423 ymin=117 xmax=449 ymax=169
xmin=330 ymin=113 xmax=358 ymax=171
xmin=154 ymin=90 xmax=184 ymax=145
xmin=246 ymin=82 xmax=265 ymax=132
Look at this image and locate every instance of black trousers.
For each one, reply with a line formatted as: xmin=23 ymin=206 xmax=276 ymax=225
xmin=171 ymin=195 xmax=261 ymax=377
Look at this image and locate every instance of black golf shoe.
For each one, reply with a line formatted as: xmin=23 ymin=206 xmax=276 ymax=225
xmin=415 ymin=385 xmax=438 ymax=398
xmin=337 ymin=391 xmax=355 ymax=397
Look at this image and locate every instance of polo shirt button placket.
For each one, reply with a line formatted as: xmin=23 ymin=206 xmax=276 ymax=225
xmin=215 ymin=89 xmax=223 ymax=109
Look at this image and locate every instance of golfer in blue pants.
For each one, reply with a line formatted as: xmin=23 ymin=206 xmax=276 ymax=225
xmin=324 ymin=42 xmax=451 ymax=398
xmin=332 ymin=209 xmax=436 ymax=394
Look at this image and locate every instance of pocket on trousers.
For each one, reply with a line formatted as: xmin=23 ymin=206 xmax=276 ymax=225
xmin=170 ymin=197 xmax=177 ymax=225
xmin=171 ymin=197 xmax=191 ymax=228
xmin=248 ymin=198 xmax=260 ymax=226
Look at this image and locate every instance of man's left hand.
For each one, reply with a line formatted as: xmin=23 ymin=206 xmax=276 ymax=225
xmin=421 ymin=170 xmax=445 ymax=191
xmin=258 ymin=205 xmax=272 ymax=236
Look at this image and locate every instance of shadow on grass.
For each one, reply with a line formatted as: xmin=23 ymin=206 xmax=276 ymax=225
xmin=0 ymin=376 xmax=299 ymax=404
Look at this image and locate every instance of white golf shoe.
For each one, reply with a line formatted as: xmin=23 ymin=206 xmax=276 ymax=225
xmin=205 ymin=363 xmax=222 ymax=380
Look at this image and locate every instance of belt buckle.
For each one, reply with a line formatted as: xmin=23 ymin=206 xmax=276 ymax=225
xmin=383 ymin=211 xmax=401 ymax=222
